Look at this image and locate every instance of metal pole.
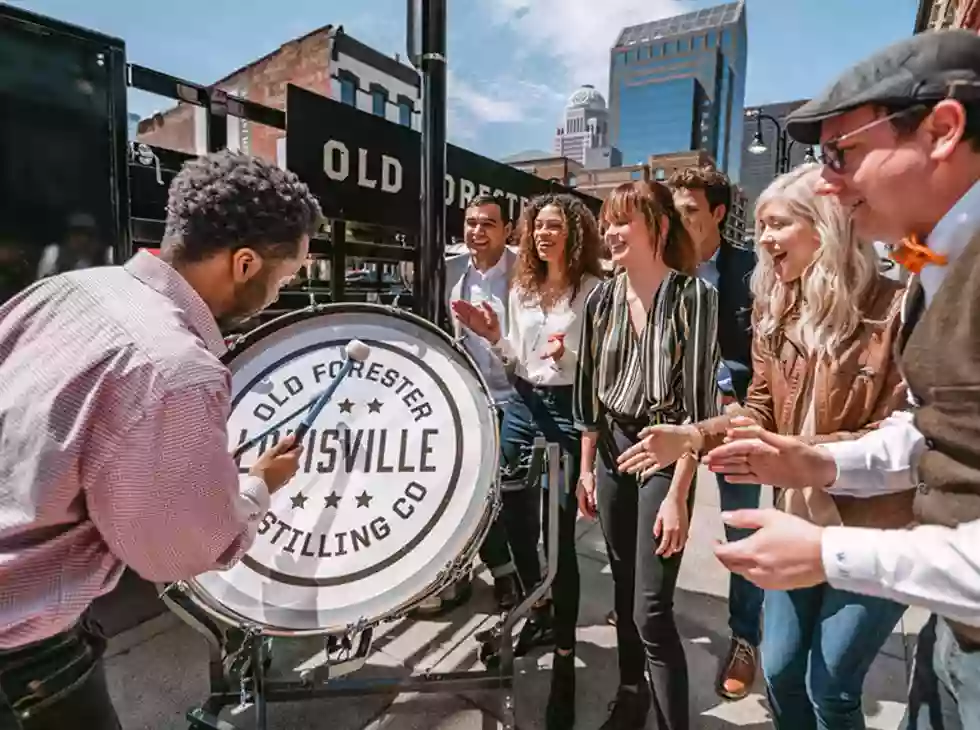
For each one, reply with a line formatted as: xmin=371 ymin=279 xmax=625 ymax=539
xmin=416 ymin=0 xmax=448 ymax=330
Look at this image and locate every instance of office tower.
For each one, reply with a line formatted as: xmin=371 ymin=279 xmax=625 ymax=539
xmin=554 ymin=85 xmax=622 ymax=169
xmin=609 ymin=0 xmax=747 ymax=180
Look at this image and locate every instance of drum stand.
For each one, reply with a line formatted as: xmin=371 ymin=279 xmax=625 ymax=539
xmin=179 ymin=438 xmax=567 ymax=730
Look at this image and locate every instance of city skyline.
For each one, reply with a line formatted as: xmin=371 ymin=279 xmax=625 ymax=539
xmin=14 ymin=0 xmax=920 ymax=161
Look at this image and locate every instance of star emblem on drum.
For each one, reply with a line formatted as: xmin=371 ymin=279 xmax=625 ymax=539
xmin=324 ymin=491 xmax=341 ymax=509
xmin=290 ymin=492 xmax=308 ymax=510
xmin=355 ymin=490 xmax=373 ymax=508
xmin=367 ymin=398 xmax=383 ymax=413
xmin=338 ymin=398 xmax=355 ymax=414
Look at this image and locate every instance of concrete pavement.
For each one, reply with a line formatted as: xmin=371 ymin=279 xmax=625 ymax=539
xmin=105 ymin=468 xmax=924 ymax=728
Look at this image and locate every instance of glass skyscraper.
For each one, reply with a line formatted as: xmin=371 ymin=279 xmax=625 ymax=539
xmin=609 ymin=1 xmax=747 ymax=181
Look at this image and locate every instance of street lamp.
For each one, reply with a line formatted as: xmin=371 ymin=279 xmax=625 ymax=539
xmin=745 ymin=110 xmax=814 ymax=175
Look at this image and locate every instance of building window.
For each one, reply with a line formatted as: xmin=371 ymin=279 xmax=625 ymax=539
xmin=338 ymin=71 xmax=359 ymax=106
xmin=653 ymin=44 xmax=662 ymax=57
xmin=370 ymin=85 xmax=389 ymax=117
xmin=707 ymin=31 xmax=717 ymax=47
xmin=694 ymin=35 xmax=704 ymax=51
xmin=655 ymin=168 xmax=666 ymax=180
xmin=398 ymin=102 xmax=412 ymax=127
xmin=679 ymin=37 xmax=689 ymax=52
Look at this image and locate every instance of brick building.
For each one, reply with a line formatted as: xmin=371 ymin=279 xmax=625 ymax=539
xmin=137 ymin=25 xmax=420 ymax=162
xmin=914 ymin=0 xmax=980 ymax=31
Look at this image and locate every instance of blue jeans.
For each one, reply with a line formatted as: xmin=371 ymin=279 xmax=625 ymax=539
xmin=905 ymin=615 xmax=980 ymax=729
xmin=762 ymin=583 xmax=907 ymax=730
xmin=717 ymin=476 xmax=763 ymax=647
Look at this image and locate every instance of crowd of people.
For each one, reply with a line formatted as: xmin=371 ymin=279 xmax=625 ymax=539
xmin=0 ymin=26 xmax=978 ymax=730
xmin=443 ymin=28 xmax=980 ymax=730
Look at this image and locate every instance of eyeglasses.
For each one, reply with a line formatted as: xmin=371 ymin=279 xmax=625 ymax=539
xmin=818 ymin=107 xmax=921 ymax=173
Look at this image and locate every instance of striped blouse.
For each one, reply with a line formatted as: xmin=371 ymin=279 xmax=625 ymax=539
xmin=573 ymin=270 xmax=721 ymax=430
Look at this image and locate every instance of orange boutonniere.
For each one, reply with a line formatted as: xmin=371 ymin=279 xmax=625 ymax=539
xmin=889 ymin=234 xmax=948 ymax=274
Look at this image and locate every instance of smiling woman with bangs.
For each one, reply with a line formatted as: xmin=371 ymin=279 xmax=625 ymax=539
xmin=573 ymin=179 xmax=720 ymax=730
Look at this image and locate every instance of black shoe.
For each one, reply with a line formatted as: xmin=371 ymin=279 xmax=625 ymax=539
xmin=515 ymin=607 xmax=555 ymax=657
xmin=493 ymin=574 xmax=520 ymax=612
xmin=598 ymin=685 xmax=650 ymax=730
xmin=546 ymin=652 xmax=576 ymax=729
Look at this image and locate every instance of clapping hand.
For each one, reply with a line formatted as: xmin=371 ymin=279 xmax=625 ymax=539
xmin=450 ymin=299 xmax=501 ymax=344
xmin=714 ymin=509 xmax=827 ymax=590
xmin=702 ymin=417 xmax=837 ymax=489
xmin=541 ymin=333 xmax=565 ymax=362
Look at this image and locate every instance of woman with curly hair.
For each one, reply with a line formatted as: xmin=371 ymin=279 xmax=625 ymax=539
xmin=452 ymin=192 xmax=603 ymax=729
xmin=575 ymin=180 xmax=719 ymax=730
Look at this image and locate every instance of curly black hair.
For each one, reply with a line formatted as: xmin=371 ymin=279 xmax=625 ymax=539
xmin=163 ymin=150 xmax=323 ymax=263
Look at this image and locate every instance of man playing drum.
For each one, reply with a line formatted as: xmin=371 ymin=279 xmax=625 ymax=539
xmin=0 ymin=151 xmax=322 ymax=729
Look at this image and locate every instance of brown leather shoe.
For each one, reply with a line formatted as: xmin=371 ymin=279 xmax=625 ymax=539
xmin=716 ymin=637 xmax=757 ymax=701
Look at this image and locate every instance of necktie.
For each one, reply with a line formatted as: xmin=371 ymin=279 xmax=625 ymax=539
xmin=889 ymin=234 xmax=948 ymax=274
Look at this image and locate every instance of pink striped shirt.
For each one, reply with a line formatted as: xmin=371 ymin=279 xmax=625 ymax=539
xmin=0 ymin=252 xmax=269 ymax=648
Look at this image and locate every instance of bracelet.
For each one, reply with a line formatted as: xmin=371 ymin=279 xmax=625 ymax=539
xmin=684 ymin=425 xmax=707 ymax=458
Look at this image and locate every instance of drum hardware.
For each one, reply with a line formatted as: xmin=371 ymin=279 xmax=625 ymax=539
xmin=183 ymin=439 xmax=562 ymax=730
xmin=477 ymin=448 xmax=573 ymax=671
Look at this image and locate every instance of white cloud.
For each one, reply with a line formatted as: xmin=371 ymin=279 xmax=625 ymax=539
xmin=448 ymin=71 xmax=526 ymax=123
xmin=447 ymin=72 xmax=568 ymax=127
xmin=486 ymin=0 xmax=689 ymax=94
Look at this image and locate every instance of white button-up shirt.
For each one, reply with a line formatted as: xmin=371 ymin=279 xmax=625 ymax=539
xmin=459 ymin=256 xmax=513 ymax=404
xmin=492 ymin=276 xmax=601 ymax=387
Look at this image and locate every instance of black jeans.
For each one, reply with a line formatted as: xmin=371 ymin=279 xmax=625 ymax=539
xmin=497 ymin=379 xmax=581 ymax=652
xmin=0 ymin=619 xmax=121 ymax=730
xmin=596 ymin=416 xmax=694 ymax=730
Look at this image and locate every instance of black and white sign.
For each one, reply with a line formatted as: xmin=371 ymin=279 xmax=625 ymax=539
xmin=286 ymin=84 xmax=600 ymax=232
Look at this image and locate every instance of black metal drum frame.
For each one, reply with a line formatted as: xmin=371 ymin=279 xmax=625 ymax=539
xmin=165 ymin=439 xmax=569 ymax=730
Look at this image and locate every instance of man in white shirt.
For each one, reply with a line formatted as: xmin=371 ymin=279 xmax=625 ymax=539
xmin=702 ymin=30 xmax=980 ymax=728
xmin=417 ymin=195 xmax=520 ymax=615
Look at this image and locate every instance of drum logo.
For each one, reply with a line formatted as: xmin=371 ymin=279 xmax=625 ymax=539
xmin=230 ymin=339 xmax=468 ymax=588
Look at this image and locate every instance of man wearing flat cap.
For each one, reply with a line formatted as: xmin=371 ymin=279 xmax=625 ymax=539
xmin=699 ymin=29 xmax=980 ymax=727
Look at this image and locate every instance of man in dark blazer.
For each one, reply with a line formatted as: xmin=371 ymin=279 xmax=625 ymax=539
xmin=669 ymin=166 xmax=761 ymax=701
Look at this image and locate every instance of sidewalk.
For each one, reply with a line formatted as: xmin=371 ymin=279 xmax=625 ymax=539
xmin=105 ymin=468 xmax=924 ymax=729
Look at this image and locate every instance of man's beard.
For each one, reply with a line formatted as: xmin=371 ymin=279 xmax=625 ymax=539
xmin=216 ymin=274 xmax=274 ymax=331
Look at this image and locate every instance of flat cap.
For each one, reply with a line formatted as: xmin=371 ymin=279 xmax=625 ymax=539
xmin=786 ymin=29 xmax=980 ymax=145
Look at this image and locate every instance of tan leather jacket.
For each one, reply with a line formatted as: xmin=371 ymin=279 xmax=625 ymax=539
xmin=709 ymin=275 xmax=914 ymax=530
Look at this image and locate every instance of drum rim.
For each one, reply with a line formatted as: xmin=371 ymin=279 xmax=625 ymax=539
xmin=195 ymin=302 xmax=501 ymax=635
xmin=224 ymin=303 xmax=495 ymax=405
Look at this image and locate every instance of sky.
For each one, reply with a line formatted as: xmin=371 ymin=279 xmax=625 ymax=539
xmin=13 ymin=0 xmax=920 ymax=161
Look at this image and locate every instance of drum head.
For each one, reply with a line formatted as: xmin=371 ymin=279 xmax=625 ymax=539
xmin=191 ymin=304 xmax=499 ymax=634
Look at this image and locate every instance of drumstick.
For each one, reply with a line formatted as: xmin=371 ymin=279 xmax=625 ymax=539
xmin=232 ymin=339 xmax=371 ymax=459
xmin=291 ymin=339 xmax=371 ymax=447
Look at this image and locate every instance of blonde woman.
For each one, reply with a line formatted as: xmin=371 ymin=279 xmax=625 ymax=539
xmin=617 ymin=164 xmax=913 ymax=729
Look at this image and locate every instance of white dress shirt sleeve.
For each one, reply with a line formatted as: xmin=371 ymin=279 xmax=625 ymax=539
xmin=490 ymin=287 xmax=522 ymax=371
xmin=822 ymin=519 xmax=980 ymax=628
xmin=819 ymin=410 xmax=926 ymax=497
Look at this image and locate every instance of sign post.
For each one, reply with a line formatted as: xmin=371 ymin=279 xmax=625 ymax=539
xmin=412 ymin=0 xmax=449 ymax=330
